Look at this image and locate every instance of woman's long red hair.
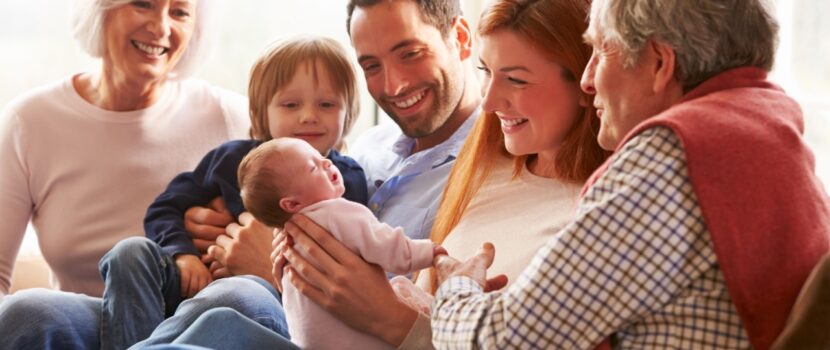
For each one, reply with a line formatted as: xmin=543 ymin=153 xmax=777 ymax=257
xmin=426 ymin=0 xmax=609 ymax=292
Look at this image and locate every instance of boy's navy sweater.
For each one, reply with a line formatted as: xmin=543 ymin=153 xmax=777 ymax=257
xmin=145 ymin=139 xmax=369 ymax=258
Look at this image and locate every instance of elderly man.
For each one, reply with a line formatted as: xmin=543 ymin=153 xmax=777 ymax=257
xmin=432 ymin=0 xmax=830 ymax=349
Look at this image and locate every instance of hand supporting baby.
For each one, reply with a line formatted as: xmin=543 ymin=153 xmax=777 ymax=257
xmin=271 ymin=227 xmax=450 ymax=312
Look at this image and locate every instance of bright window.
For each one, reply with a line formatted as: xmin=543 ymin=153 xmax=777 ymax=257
xmin=771 ymin=0 xmax=830 ymax=185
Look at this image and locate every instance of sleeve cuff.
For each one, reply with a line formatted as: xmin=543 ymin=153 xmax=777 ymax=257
xmin=411 ymin=239 xmax=436 ymax=270
xmin=435 ymin=276 xmax=484 ymax=301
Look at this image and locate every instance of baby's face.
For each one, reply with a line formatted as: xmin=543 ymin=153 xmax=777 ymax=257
xmin=281 ymin=139 xmax=346 ymax=207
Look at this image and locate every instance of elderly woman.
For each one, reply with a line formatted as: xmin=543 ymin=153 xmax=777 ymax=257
xmin=432 ymin=0 xmax=830 ymax=349
xmin=0 ymin=0 xmax=284 ymax=348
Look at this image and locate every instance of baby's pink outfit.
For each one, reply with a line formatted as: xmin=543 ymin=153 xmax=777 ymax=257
xmin=282 ymin=198 xmax=434 ymax=350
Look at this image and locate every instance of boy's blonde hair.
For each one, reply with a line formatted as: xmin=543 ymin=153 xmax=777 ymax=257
xmin=247 ymin=36 xmax=361 ymax=147
xmin=238 ymin=140 xmax=293 ymax=228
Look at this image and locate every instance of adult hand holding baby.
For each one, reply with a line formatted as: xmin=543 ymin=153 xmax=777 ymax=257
xmin=280 ymin=214 xmax=419 ymax=346
xmin=270 ymin=228 xmax=293 ymax=292
xmin=184 ymin=198 xmax=273 ymax=282
xmin=207 ymin=212 xmax=274 ymax=283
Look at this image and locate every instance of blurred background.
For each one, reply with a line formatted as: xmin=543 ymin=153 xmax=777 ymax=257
xmin=1 ymin=0 xmax=827 ymax=291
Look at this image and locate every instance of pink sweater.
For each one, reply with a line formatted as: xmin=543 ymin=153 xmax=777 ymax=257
xmin=585 ymin=67 xmax=830 ymax=349
xmin=0 ymin=75 xmax=249 ymax=296
xmin=282 ymin=198 xmax=435 ymax=350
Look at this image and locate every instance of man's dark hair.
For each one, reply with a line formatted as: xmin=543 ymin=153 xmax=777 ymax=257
xmin=346 ymin=0 xmax=462 ymax=38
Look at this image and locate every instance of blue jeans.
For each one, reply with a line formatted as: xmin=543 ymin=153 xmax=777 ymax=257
xmin=0 ymin=239 xmax=288 ymax=349
xmin=100 ymin=237 xmax=290 ymax=349
xmin=131 ymin=275 xmax=289 ymax=348
xmin=99 ymin=237 xmax=185 ymax=350
xmin=141 ymin=307 xmax=299 ymax=350
xmin=0 ymin=289 xmax=100 ymax=350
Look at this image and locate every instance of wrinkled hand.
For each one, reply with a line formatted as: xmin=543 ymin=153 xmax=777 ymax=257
xmin=175 ymin=254 xmax=213 ymax=298
xmin=281 ymin=214 xmax=417 ymax=346
xmin=390 ymin=276 xmax=433 ymax=315
xmin=185 ymin=197 xmax=234 ymax=254
xmin=434 ymin=242 xmax=509 ymax=292
xmin=207 ymin=212 xmax=274 ymax=282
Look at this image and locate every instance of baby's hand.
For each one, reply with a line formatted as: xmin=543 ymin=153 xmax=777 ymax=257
xmin=175 ymin=254 xmax=213 ymax=298
xmin=433 ymin=244 xmax=448 ymax=257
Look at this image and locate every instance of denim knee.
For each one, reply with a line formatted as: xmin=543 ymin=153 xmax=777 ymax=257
xmin=193 ymin=277 xmax=278 ymax=310
xmin=187 ymin=277 xmax=286 ymax=332
xmin=99 ymin=236 xmax=165 ymax=276
xmin=0 ymin=289 xmax=56 ymax=324
xmin=174 ymin=307 xmax=296 ymax=348
xmin=234 ymin=274 xmax=281 ymax=300
xmin=127 ymin=277 xmax=289 ymax=348
xmin=186 ymin=307 xmax=286 ymax=340
xmin=0 ymin=289 xmax=101 ymax=349
xmin=192 ymin=307 xmax=239 ymax=326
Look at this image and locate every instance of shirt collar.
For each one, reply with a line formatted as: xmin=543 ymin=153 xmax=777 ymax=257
xmin=390 ymin=106 xmax=481 ymax=168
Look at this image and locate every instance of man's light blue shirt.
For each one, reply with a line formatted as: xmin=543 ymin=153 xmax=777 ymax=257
xmin=349 ymin=108 xmax=480 ymax=241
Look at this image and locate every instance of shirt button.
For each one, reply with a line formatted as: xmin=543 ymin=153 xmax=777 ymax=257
xmin=371 ymin=203 xmax=379 ymax=211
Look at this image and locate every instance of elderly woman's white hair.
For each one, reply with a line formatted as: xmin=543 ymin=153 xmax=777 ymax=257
xmin=592 ymin=0 xmax=779 ymax=90
xmin=71 ymin=0 xmax=215 ymax=80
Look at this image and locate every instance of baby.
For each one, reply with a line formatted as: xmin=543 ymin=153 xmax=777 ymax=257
xmin=239 ymin=138 xmax=442 ymax=350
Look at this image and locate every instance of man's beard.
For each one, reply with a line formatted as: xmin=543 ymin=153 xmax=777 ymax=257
xmin=382 ymin=84 xmax=455 ymax=139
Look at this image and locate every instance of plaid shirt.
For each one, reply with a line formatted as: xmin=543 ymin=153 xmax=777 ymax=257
xmin=432 ymin=127 xmax=750 ymax=349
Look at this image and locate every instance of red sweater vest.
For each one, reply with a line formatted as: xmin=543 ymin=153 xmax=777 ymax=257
xmin=584 ymin=67 xmax=830 ymax=349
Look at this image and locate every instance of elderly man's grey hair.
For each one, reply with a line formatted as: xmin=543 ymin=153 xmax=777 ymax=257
xmin=593 ymin=0 xmax=779 ymax=90
xmin=71 ymin=0 xmax=215 ymax=80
